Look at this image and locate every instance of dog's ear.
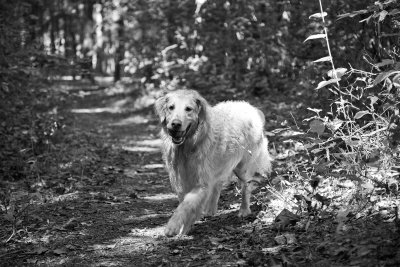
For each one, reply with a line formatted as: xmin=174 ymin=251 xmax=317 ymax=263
xmin=195 ymin=94 xmax=209 ymax=123
xmin=154 ymin=94 xmax=168 ymax=124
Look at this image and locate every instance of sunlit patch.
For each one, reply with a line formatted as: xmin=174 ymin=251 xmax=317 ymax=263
xmin=121 ymin=139 xmax=162 ymax=153
xmin=141 ymin=193 xmax=177 ymax=201
xmin=71 ymin=107 xmax=122 ymax=114
xmin=142 ymin=163 xmax=164 ymax=169
xmin=89 ymin=226 xmax=180 ymax=256
xmin=121 ymin=146 xmax=160 ymax=153
xmin=110 ymin=115 xmax=149 ymax=126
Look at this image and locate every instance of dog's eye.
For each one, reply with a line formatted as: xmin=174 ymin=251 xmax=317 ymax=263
xmin=168 ymin=105 xmax=175 ymax=111
xmin=185 ymin=107 xmax=193 ymax=112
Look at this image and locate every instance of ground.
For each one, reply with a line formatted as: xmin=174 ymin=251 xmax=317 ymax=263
xmin=1 ymin=80 xmax=400 ymax=266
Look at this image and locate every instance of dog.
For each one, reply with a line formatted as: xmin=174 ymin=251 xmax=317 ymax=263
xmin=154 ymin=89 xmax=272 ymax=237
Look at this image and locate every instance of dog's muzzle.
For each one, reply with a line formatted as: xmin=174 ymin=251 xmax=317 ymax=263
xmin=167 ymin=124 xmax=191 ymax=145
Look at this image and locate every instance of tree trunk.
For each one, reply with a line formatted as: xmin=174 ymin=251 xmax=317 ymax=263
xmin=114 ymin=16 xmax=124 ymax=82
xmin=49 ymin=2 xmax=56 ymax=54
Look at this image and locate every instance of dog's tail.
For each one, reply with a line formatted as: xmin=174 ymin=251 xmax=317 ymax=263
xmin=256 ymin=136 xmax=273 ymax=176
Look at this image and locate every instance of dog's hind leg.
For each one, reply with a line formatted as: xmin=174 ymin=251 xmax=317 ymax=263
xmin=204 ymin=182 xmax=223 ymax=216
xmin=234 ymin=168 xmax=253 ymax=217
xmin=165 ymin=186 xmax=209 ymax=237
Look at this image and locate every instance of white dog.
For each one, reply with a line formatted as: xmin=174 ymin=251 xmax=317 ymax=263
xmin=155 ymin=89 xmax=272 ymax=236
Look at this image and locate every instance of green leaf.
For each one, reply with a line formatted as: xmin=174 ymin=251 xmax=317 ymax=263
xmin=309 ymin=12 xmax=327 ymax=19
xmin=327 ymin=68 xmax=347 ymax=78
xmin=368 ymin=96 xmax=379 ymax=106
xmin=359 ymin=14 xmax=373 ymax=23
xmin=389 ymin=8 xmax=400 ymax=16
xmin=304 ymin=34 xmax=326 ymax=42
xmin=313 ymin=56 xmax=332 ymax=63
xmin=379 ymin=10 xmax=388 ymax=21
xmin=337 ymin=9 xmax=368 ymax=20
xmin=316 ymin=78 xmax=340 ymax=90
xmin=373 ymin=70 xmax=400 ymax=85
xmin=375 ymin=59 xmax=394 ymax=68
xmin=309 ymin=120 xmax=325 ymax=135
xmin=354 ymin=111 xmax=370 ymax=119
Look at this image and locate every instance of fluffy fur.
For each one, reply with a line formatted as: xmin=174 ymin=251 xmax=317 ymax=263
xmin=154 ymin=89 xmax=272 ymax=237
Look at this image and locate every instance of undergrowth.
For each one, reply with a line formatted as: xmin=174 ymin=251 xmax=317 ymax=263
xmin=262 ymin=0 xmax=400 ymax=230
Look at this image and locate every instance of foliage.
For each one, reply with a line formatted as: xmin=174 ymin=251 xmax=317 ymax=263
xmin=272 ymin=0 xmax=400 ymax=227
xmin=0 ymin=1 xmax=400 ymax=265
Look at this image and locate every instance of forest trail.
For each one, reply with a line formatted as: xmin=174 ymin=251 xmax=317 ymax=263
xmin=2 ymin=81 xmax=400 ymax=267
xmin=8 ymin=81 xmax=268 ymax=266
xmin=3 ymin=1 xmax=400 ymax=266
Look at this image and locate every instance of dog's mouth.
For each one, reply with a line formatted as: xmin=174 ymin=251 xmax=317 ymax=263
xmin=167 ymin=124 xmax=191 ymax=145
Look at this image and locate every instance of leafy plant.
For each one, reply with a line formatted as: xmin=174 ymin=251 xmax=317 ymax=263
xmin=277 ymin=0 xmax=400 ymax=227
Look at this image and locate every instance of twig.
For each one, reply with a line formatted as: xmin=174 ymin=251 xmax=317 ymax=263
xmin=5 ymin=227 xmax=16 ymax=243
xmin=362 ymin=126 xmax=388 ymax=137
xmin=290 ymin=112 xmax=300 ymax=130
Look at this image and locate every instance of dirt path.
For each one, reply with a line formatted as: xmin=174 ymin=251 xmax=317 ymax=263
xmin=4 ymin=83 xmax=264 ymax=266
xmin=3 ymin=82 xmax=400 ymax=267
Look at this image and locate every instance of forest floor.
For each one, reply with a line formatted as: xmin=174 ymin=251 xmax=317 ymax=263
xmin=1 ymin=80 xmax=400 ymax=266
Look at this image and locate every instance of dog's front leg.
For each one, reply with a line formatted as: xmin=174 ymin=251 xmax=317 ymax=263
xmin=165 ymin=186 xmax=208 ymax=237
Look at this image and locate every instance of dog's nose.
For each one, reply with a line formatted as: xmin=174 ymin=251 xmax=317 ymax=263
xmin=171 ymin=119 xmax=182 ymax=130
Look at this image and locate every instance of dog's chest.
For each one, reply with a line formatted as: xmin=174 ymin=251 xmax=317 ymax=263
xmin=165 ymin=147 xmax=205 ymax=193
xmin=169 ymin=147 xmax=201 ymax=170
xmin=169 ymin=145 xmax=209 ymax=174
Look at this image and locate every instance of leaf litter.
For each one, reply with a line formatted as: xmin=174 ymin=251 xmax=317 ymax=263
xmin=0 ymin=81 xmax=399 ymax=266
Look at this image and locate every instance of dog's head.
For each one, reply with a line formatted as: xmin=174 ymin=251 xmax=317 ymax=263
xmin=154 ymin=90 xmax=208 ymax=145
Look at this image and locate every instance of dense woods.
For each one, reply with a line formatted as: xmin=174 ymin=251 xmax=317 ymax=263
xmin=3 ymin=0 xmax=398 ymax=87
xmin=1 ymin=0 xmax=400 ymax=266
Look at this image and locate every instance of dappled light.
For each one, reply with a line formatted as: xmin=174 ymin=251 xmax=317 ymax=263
xmin=141 ymin=194 xmax=177 ymax=202
xmin=1 ymin=0 xmax=400 ymax=266
xmin=90 ymin=226 xmax=166 ymax=254
xmin=111 ymin=115 xmax=150 ymax=126
xmin=121 ymin=139 xmax=162 ymax=154
xmin=71 ymin=107 xmax=123 ymax=114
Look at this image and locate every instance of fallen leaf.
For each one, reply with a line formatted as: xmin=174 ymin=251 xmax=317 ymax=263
xmin=53 ymin=248 xmax=67 ymax=255
xmin=32 ymin=246 xmax=48 ymax=255
xmin=63 ymin=217 xmax=79 ymax=230
xmin=354 ymin=110 xmax=370 ymax=119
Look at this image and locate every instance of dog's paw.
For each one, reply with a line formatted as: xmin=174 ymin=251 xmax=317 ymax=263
xmin=164 ymin=214 xmax=189 ymax=237
xmin=204 ymin=206 xmax=217 ymax=216
xmin=164 ymin=222 xmax=184 ymax=237
xmin=238 ymin=207 xmax=252 ymax=217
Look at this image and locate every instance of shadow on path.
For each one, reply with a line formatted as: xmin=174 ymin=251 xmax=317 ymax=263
xmin=24 ymin=83 xmax=253 ymax=266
